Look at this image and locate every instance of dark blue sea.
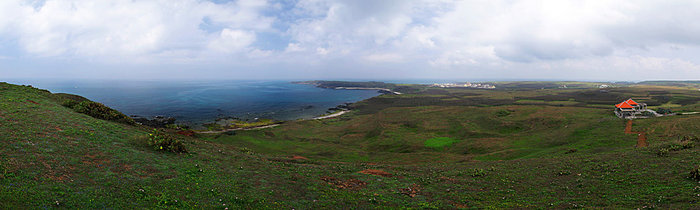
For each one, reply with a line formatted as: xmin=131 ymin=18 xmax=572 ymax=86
xmin=3 ymin=79 xmax=382 ymax=126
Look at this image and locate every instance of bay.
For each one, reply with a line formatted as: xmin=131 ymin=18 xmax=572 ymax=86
xmin=5 ymin=79 xmax=382 ymax=126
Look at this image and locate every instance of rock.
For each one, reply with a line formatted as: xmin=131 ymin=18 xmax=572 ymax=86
xmin=132 ymin=115 xmax=176 ymax=128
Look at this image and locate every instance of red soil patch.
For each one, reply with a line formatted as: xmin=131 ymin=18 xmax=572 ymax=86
xmin=320 ymin=176 xmax=367 ymax=190
xmin=291 ymin=155 xmax=308 ymax=160
xmin=625 ymin=120 xmax=648 ymax=148
xmin=624 ymin=120 xmax=633 ymax=134
xmin=82 ymin=152 xmax=111 ymax=168
xmin=636 ymin=133 xmax=648 ymax=147
xmin=399 ymin=183 xmax=421 ymax=197
xmin=439 ymin=176 xmax=458 ymax=182
xmin=358 ymin=169 xmax=393 ymax=177
xmin=454 ymin=203 xmax=470 ymax=209
xmin=26 ymin=99 xmax=39 ymax=105
xmin=176 ymin=130 xmax=195 ymax=136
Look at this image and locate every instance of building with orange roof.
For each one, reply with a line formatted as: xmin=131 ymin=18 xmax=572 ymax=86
xmin=614 ymin=98 xmax=647 ymax=118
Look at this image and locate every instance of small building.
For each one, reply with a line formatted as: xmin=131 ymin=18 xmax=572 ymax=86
xmin=614 ymin=99 xmax=647 ymax=118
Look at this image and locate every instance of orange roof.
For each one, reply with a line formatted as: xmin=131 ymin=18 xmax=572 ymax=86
xmin=615 ymin=102 xmax=634 ymax=109
xmin=624 ymin=99 xmax=638 ymax=105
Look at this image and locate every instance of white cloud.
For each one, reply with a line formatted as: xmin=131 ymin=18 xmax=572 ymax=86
xmin=363 ymin=53 xmax=403 ymax=63
xmin=208 ymin=29 xmax=256 ymax=53
xmin=0 ymin=0 xmax=272 ymax=61
xmin=1 ymin=0 xmax=700 ymax=80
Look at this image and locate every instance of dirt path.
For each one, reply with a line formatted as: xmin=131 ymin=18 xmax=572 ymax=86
xmin=313 ymin=110 xmax=348 ymax=120
xmin=625 ymin=120 xmax=633 ymax=134
xmin=625 ymin=120 xmax=647 ymax=147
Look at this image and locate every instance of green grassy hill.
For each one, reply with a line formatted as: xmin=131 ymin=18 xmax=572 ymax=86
xmin=1 ymin=82 xmax=699 ymax=208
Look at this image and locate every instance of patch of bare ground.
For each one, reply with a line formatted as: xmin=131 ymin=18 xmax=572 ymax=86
xmin=291 ymin=155 xmax=308 ymax=160
xmin=625 ymin=120 xmax=648 ymax=147
xmin=320 ymin=176 xmax=367 ymax=190
xmin=398 ymin=183 xmax=421 ymax=197
xmin=358 ymin=169 xmax=393 ymax=177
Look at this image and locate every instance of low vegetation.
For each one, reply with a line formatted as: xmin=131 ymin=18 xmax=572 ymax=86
xmin=202 ymin=118 xmax=279 ymax=131
xmin=147 ymin=129 xmax=187 ymax=153
xmin=1 ymin=81 xmax=699 ymax=208
xmin=60 ymin=96 xmax=135 ymax=125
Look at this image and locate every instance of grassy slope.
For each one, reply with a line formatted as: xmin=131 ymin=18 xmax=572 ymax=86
xmin=1 ymin=82 xmax=699 ymax=208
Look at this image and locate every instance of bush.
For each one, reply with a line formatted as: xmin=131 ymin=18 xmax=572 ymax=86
xmin=656 ymin=108 xmax=673 ymax=115
xmin=470 ymin=169 xmax=487 ymax=177
xmin=72 ymin=101 xmax=135 ymax=125
xmin=657 ymin=148 xmax=669 ymax=157
xmin=495 ymin=110 xmax=511 ymax=117
xmin=148 ymin=129 xmax=187 ymax=153
xmin=557 ymin=170 xmax=572 ymax=176
xmin=690 ymin=166 xmax=700 ymax=181
xmin=681 ymin=135 xmax=699 ymax=142
xmin=61 ymin=99 xmax=80 ymax=109
xmin=240 ymin=147 xmax=253 ymax=155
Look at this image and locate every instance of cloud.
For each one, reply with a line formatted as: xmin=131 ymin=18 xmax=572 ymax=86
xmin=0 ymin=0 xmax=272 ymax=61
xmin=208 ymin=29 xmax=256 ymax=53
xmin=1 ymin=0 xmax=700 ymax=80
xmin=363 ymin=53 xmax=403 ymax=63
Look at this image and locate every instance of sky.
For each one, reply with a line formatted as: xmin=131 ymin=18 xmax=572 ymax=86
xmin=1 ymin=0 xmax=700 ymax=81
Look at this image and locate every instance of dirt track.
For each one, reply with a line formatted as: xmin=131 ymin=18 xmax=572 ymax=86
xmin=625 ymin=120 xmax=648 ymax=147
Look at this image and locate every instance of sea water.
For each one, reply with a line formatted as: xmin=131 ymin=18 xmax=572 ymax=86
xmin=4 ymin=79 xmax=382 ymax=126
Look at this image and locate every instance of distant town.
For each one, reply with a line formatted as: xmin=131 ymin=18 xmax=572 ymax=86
xmin=430 ymin=82 xmax=496 ymax=89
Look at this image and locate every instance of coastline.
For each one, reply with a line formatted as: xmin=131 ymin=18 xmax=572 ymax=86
xmin=331 ymin=87 xmax=402 ymax=95
xmin=313 ymin=110 xmax=349 ymax=120
xmin=195 ymin=123 xmax=281 ymax=134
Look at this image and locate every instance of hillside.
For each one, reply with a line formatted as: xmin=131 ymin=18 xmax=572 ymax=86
xmin=1 ymin=82 xmax=699 ymax=208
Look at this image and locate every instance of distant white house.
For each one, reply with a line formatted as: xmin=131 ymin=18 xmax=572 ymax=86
xmin=614 ymin=99 xmax=647 ymax=118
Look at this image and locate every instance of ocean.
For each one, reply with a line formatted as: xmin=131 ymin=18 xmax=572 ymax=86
xmin=3 ymin=79 xmax=382 ymax=126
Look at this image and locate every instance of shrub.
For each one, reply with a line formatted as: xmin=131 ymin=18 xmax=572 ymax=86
xmin=656 ymin=108 xmax=673 ymax=115
xmin=240 ymin=147 xmax=253 ymax=154
xmin=61 ymin=99 xmax=80 ymax=109
xmin=681 ymin=135 xmax=699 ymax=142
xmin=656 ymin=148 xmax=669 ymax=157
xmin=148 ymin=129 xmax=187 ymax=153
xmin=72 ymin=101 xmax=135 ymax=125
xmin=667 ymin=141 xmax=694 ymax=152
xmin=690 ymin=166 xmax=700 ymax=181
xmin=557 ymin=170 xmax=572 ymax=176
xmin=470 ymin=169 xmax=487 ymax=177
xmin=495 ymin=110 xmax=511 ymax=117
xmin=165 ymin=124 xmax=189 ymax=130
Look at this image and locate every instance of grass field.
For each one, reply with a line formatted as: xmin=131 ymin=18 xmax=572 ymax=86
xmin=1 ymin=81 xmax=699 ymax=208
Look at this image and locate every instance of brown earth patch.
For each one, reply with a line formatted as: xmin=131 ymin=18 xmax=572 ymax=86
xmin=625 ymin=120 xmax=633 ymax=134
xmin=454 ymin=203 xmax=470 ymax=209
xmin=320 ymin=176 xmax=367 ymax=190
xmin=26 ymin=99 xmax=39 ymax=105
xmin=291 ymin=155 xmax=308 ymax=160
xmin=625 ymin=120 xmax=648 ymax=148
xmin=176 ymin=130 xmax=195 ymax=136
xmin=439 ymin=176 xmax=458 ymax=182
xmin=358 ymin=169 xmax=393 ymax=177
xmin=399 ymin=183 xmax=421 ymax=197
xmin=82 ymin=152 xmax=111 ymax=168
xmin=636 ymin=133 xmax=648 ymax=147
xmin=110 ymin=164 xmax=133 ymax=174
